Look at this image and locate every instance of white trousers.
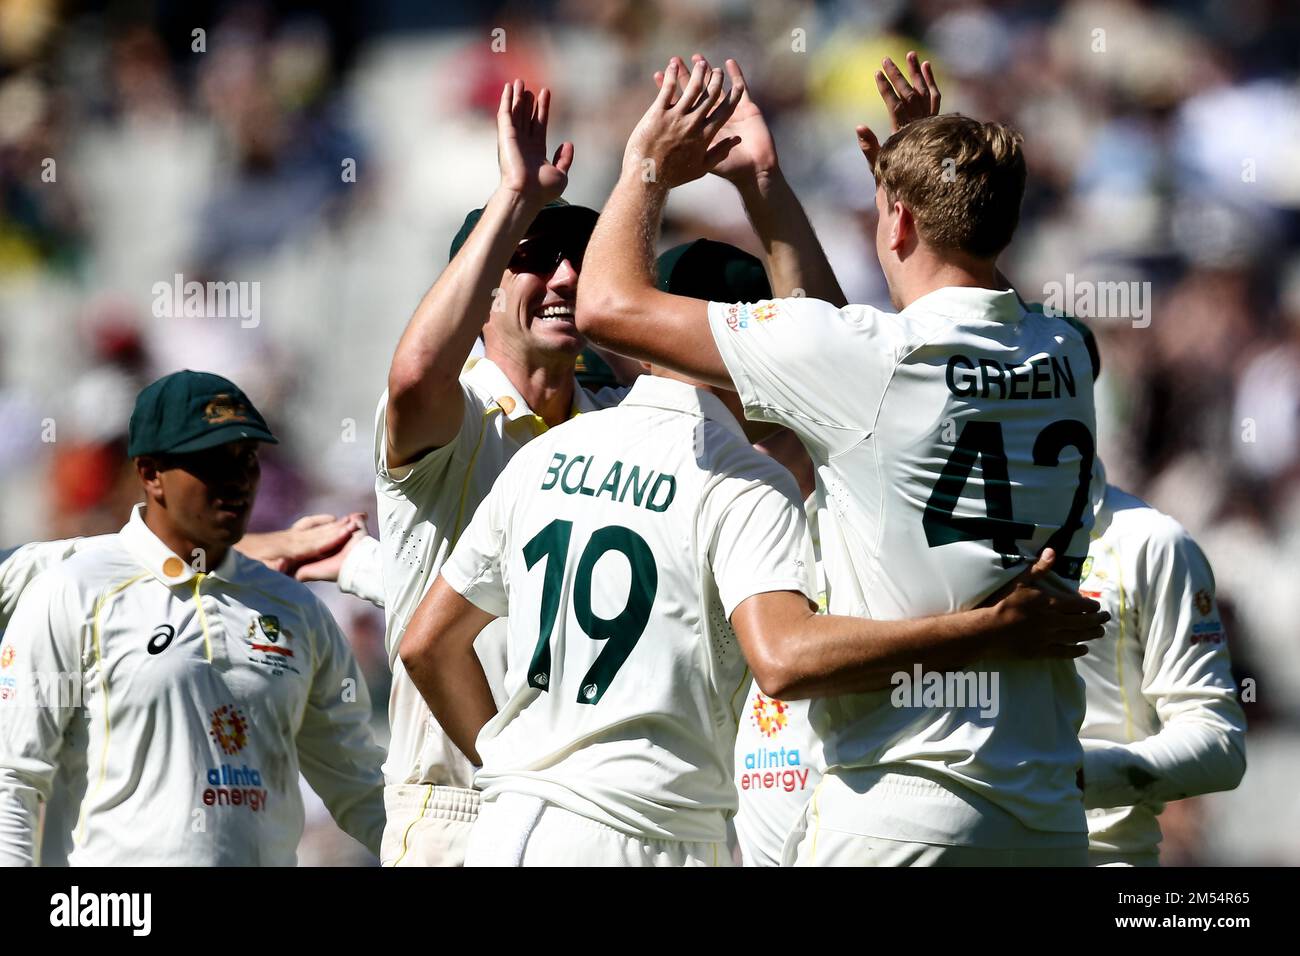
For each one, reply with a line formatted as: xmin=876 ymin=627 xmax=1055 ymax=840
xmin=380 ymin=784 xmax=480 ymax=867
xmin=465 ymin=793 xmax=731 ymax=867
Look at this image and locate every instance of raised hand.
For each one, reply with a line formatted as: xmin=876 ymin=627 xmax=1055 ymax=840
xmin=655 ymin=57 xmax=777 ymax=188
xmin=857 ymin=51 xmax=942 ymax=171
xmin=497 ymin=79 xmax=574 ymax=205
xmin=624 ymin=56 xmax=743 ymax=189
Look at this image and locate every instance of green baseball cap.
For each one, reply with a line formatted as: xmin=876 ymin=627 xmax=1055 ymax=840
xmin=127 ymin=370 xmax=278 ymax=458
xmin=448 ymin=199 xmax=600 ymax=263
xmin=655 ymin=239 xmax=772 ymax=301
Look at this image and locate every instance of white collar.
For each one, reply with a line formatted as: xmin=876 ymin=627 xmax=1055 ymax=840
xmin=900 ymin=286 xmax=1025 ymax=324
xmin=120 ymin=503 xmax=241 ymax=586
xmin=463 ymin=356 xmax=598 ymax=424
xmin=618 ymin=376 xmax=747 ymax=440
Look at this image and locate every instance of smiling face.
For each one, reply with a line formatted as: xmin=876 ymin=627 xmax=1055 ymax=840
xmin=483 ymin=225 xmax=592 ymax=364
xmin=138 ymin=440 xmax=262 ymax=554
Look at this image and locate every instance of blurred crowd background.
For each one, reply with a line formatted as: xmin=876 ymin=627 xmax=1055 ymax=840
xmin=1 ymin=0 xmax=1296 ymax=864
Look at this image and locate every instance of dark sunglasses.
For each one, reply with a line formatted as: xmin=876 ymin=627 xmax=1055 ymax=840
xmin=508 ymin=235 xmax=589 ymax=275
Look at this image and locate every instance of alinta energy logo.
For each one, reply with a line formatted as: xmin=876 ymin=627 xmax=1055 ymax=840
xmin=750 ymin=692 xmax=788 ymax=738
xmin=738 ymin=693 xmax=811 ymax=794
xmin=204 ymin=704 xmax=268 ymax=812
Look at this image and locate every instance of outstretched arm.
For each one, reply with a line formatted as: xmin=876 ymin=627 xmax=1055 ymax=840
xmin=692 ymin=52 xmax=940 ymax=305
xmin=576 ymin=57 xmax=741 ymax=387
xmin=386 ymin=81 xmax=573 ymax=467
xmin=732 ymin=550 xmax=1109 ymax=700
xmin=668 ymin=57 xmax=845 ymax=304
xmin=235 ymin=512 xmax=365 ymax=575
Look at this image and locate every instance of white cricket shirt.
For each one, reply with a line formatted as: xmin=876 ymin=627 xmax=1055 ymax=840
xmin=374 ymin=357 xmax=622 ymax=789
xmin=709 ymin=288 xmax=1098 ymax=838
xmin=441 ymin=375 xmax=817 ymax=844
xmin=1076 ymin=461 xmax=1247 ymax=856
xmin=0 ymin=506 xmax=386 ymax=866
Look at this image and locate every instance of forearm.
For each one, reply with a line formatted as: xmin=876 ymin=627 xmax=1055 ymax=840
xmin=408 ymin=644 xmax=497 ymax=766
xmin=578 ymin=171 xmax=667 ymax=345
xmin=754 ymin=604 xmax=997 ymax=700
xmin=1082 ymin=715 xmax=1247 ymax=810
xmin=387 ymin=187 xmax=542 ymax=460
xmin=578 ymin=172 xmax=731 ymax=386
xmin=737 ymin=171 xmax=846 ymax=306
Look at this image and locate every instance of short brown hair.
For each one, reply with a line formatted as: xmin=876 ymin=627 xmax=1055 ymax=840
xmin=873 ymin=114 xmax=1026 ymax=259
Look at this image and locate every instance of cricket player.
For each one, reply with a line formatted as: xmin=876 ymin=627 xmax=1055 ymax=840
xmin=1058 ymin=322 xmax=1247 ymax=865
xmin=1078 ymin=464 xmax=1247 ymax=865
xmin=577 ymin=56 xmax=1100 ymax=865
xmin=397 ymin=238 xmax=1107 ymax=867
xmin=374 ymin=79 xmax=624 ymax=865
xmin=0 ymin=371 xmax=386 ymax=866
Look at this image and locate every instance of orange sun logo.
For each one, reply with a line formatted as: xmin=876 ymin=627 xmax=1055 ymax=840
xmin=209 ymin=705 xmax=250 ymax=755
xmin=751 ymin=693 xmax=789 ymax=738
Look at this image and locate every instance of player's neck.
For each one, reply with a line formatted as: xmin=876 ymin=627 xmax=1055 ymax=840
xmin=141 ymin=505 xmax=231 ymax=573
xmin=488 ymin=347 xmax=577 ymax=428
xmin=893 ymin=253 xmax=1004 ymax=310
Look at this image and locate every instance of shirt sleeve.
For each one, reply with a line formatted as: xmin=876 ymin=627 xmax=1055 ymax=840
xmin=0 ymin=539 xmax=84 ymax=633
xmin=438 ymin=468 xmax=511 ymax=619
xmin=0 ymin=568 xmax=83 ymax=867
xmin=707 ymin=297 xmax=900 ymax=459
xmin=295 ymin=601 xmax=387 ymax=857
xmin=336 ymin=535 xmax=384 ymax=609
xmin=1082 ymin=518 xmax=1247 ymax=810
xmin=707 ymin=454 xmax=818 ymax=618
xmin=373 ymin=384 xmax=485 ymax=491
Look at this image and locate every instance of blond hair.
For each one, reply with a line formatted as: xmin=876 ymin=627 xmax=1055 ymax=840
xmin=874 ymin=114 xmax=1026 ymax=258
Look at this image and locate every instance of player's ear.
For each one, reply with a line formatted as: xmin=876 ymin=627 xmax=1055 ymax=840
xmin=135 ymin=456 xmax=166 ymax=502
xmin=890 ymin=201 xmax=911 ymax=253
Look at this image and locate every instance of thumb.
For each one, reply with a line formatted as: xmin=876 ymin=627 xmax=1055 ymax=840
xmin=553 ymin=141 xmax=575 ymax=175
xmin=1026 ymin=547 xmax=1057 ymax=581
xmin=856 ymin=124 xmax=881 ymax=164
